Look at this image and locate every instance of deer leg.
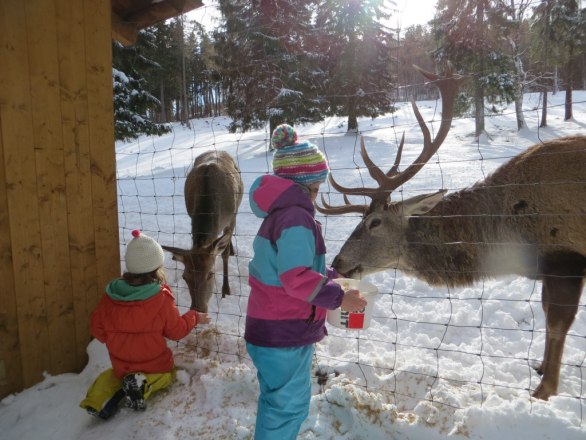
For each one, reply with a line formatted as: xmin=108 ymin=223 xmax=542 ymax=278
xmin=536 ymin=286 xmax=550 ymax=377
xmin=221 ymin=241 xmax=232 ymax=298
xmin=532 ymin=271 xmax=583 ymax=400
xmin=229 ymin=238 xmax=236 ymax=256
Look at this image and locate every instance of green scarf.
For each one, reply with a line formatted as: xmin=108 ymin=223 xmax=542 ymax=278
xmin=105 ymin=279 xmax=161 ymax=302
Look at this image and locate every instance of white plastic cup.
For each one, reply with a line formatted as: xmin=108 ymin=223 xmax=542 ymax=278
xmin=327 ymin=278 xmax=378 ymax=330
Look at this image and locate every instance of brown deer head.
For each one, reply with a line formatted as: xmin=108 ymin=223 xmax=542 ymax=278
xmin=162 ymin=231 xmax=233 ymax=313
xmin=317 ymin=65 xmax=466 ymax=278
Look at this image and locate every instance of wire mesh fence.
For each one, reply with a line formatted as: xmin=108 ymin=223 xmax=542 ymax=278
xmin=116 ymin=93 xmax=586 ymax=428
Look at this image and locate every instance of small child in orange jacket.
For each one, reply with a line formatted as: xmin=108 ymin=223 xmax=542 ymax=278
xmin=80 ymin=229 xmax=210 ymax=419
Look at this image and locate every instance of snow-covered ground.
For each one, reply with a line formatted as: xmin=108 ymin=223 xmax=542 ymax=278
xmin=1 ymin=90 xmax=585 ymax=439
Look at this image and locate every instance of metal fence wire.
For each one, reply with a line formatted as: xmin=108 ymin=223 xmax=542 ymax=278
xmin=116 ymin=95 xmax=586 ymax=428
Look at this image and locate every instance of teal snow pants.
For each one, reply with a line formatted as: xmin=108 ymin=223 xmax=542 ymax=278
xmin=246 ymin=343 xmax=314 ymax=440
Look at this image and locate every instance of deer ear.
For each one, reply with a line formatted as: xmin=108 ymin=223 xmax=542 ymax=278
xmin=161 ymin=245 xmax=190 ymax=263
xmin=400 ymin=190 xmax=447 ymax=216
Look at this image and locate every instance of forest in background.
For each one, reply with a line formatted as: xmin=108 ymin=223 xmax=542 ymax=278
xmin=112 ymin=0 xmax=586 ymax=142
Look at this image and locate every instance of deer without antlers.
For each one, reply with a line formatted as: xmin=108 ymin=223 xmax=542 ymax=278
xmin=163 ymin=151 xmax=243 ymax=313
xmin=317 ymin=66 xmax=586 ymax=401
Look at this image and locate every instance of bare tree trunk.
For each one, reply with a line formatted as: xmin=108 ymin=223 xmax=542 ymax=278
xmin=347 ymin=114 xmax=358 ymax=132
xmin=511 ymin=0 xmax=531 ymax=130
xmin=539 ymin=1 xmax=550 ymax=129
xmin=540 ymin=87 xmax=548 ymax=128
xmin=216 ymin=84 xmax=222 ymax=116
xmin=347 ymin=97 xmax=358 ymax=133
xmin=160 ymin=80 xmax=167 ymax=123
xmin=514 ymin=92 xmax=525 ymax=130
xmin=565 ymin=87 xmax=573 ymax=121
xmin=179 ymin=15 xmax=190 ymax=128
xmin=564 ymin=50 xmax=574 ymax=121
xmin=205 ymin=88 xmax=212 ymax=117
xmin=474 ymin=1 xmax=486 ymax=138
xmin=213 ymin=85 xmax=218 ymax=117
xmin=474 ymin=82 xmax=485 ymax=137
xmin=509 ymin=35 xmax=526 ymax=130
xmin=194 ymin=75 xmax=199 ymax=119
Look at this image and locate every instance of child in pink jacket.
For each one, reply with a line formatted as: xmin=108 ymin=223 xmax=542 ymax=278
xmin=245 ymin=124 xmax=367 ymax=439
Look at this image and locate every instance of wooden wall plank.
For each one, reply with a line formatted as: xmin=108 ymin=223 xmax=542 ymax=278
xmin=25 ymin=0 xmax=77 ymax=375
xmin=0 ymin=0 xmax=51 ymax=388
xmin=84 ymin=0 xmax=121 ymax=303
xmin=0 ymin=103 xmax=22 ymax=398
xmin=0 ymin=0 xmax=125 ymax=398
xmin=55 ymin=0 xmax=98 ymax=371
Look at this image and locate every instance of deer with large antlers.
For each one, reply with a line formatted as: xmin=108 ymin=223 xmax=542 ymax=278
xmin=163 ymin=151 xmax=243 ymax=313
xmin=317 ymin=66 xmax=586 ymax=401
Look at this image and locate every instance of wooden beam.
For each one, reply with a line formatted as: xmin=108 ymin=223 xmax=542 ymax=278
xmin=112 ymin=0 xmax=204 ymax=46
xmin=131 ymin=0 xmax=204 ymax=28
xmin=112 ymin=11 xmax=138 ymax=46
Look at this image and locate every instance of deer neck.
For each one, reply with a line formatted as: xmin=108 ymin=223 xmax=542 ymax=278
xmin=402 ymin=194 xmax=491 ymax=286
xmin=402 ymin=191 xmax=536 ymax=285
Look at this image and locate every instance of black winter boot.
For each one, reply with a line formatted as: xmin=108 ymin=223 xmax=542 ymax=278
xmin=86 ymin=388 xmax=126 ymax=420
xmin=122 ymin=373 xmax=147 ymax=411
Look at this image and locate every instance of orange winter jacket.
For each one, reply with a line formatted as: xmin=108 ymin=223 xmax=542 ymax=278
xmin=90 ymin=282 xmax=197 ymax=378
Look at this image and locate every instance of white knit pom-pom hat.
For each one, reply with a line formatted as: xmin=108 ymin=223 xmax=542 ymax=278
xmin=124 ymin=229 xmax=165 ymax=274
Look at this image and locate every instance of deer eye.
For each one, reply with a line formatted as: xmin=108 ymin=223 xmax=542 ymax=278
xmin=369 ymin=218 xmax=382 ymax=229
xmin=207 ymin=272 xmax=214 ymax=280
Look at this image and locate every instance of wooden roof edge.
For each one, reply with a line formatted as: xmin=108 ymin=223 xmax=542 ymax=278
xmin=112 ymin=11 xmax=138 ymax=46
xmin=112 ymin=0 xmax=204 ymax=46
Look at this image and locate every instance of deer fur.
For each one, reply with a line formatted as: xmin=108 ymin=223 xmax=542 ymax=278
xmin=393 ymin=137 xmax=586 ymax=284
xmin=163 ymin=151 xmax=243 ymax=313
xmin=319 ymin=66 xmax=586 ymax=401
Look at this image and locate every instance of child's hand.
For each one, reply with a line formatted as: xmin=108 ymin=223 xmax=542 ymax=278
xmin=196 ymin=312 xmax=211 ymax=325
xmin=340 ymin=289 xmax=367 ymax=312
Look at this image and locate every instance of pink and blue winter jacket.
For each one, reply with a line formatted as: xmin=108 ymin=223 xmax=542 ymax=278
xmin=245 ymin=174 xmax=345 ymax=347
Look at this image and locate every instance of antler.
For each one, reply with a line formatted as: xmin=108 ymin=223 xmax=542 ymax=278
xmin=316 ymin=64 xmax=467 ymax=216
xmin=318 ymin=192 xmax=366 ymax=215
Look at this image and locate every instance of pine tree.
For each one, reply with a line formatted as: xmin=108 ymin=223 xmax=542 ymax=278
xmin=395 ymin=25 xmax=437 ymax=102
xmin=215 ymin=0 xmax=322 ymax=133
xmin=190 ymin=22 xmax=223 ymax=117
xmin=494 ymin=0 xmax=532 ymax=130
xmin=112 ymin=68 xmax=171 ymax=142
xmin=546 ymin=0 xmax=585 ymax=121
xmin=432 ymin=0 xmax=516 ymax=138
xmin=530 ymin=0 xmax=556 ymax=127
xmin=314 ymin=0 xmax=396 ymax=132
xmin=112 ymin=34 xmax=171 ymax=142
xmin=527 ymin=0 xmax=585 ymax=126
xmin=136 ymin=23 xmax=181 ymax=123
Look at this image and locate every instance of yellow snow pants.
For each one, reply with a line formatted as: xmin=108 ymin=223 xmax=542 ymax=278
xmin=80 ymin=368 xmax=175 ymax=413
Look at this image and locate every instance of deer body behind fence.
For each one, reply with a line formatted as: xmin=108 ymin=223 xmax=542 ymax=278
xmin=317 ymin=66 xmax=586 ymax=401
xmin=163 ymin=150 xmax=243 ymax=313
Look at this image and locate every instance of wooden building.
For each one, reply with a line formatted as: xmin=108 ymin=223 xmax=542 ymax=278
xmin=0 ymin=0 xmax=202 ymax=399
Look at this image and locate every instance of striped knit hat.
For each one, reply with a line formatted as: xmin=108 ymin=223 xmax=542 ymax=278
xmin=271 ymin=124 xmax=329 ymax=186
